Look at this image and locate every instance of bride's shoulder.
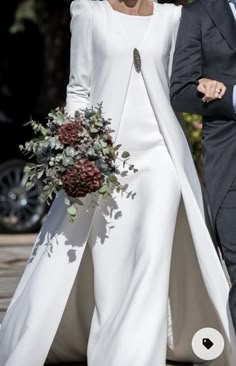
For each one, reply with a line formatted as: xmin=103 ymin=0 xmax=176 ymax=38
xmin=70 ymin=0 xmax=111 ymax=27
xmin=155 ymin=2 xmax=182 ymax=23
xmin=70 ymin=0 xmax=94 ymax=30
xmin=70 ymin=0 xmax=101 ymax=15
xmin=70 ymin=0 xmax=107 ymax=13
xmin=70 ymin=0 xmax=92 ymax=15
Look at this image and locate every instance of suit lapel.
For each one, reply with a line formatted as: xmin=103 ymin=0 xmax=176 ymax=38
xmin=200 ymin=0 xmax=236 ymax=54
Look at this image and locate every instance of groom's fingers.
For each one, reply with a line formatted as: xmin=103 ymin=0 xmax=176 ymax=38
xmin=211 ymin=81 xmax=219 ymax=98
xmin=201 ymin=81 xmax=226 ymax=102
xmin=197 ymin=83 xmax=206 ymax=94
xmin=197 ymin=78 xmax=226 ymax=102
xmin=202 ymin=82 xmax=215 ymax=102
xmin=218 ymin=83 xmax=226 ymax=99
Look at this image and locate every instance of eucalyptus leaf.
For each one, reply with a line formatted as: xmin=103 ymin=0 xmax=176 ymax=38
xmin=99 ymin=184 xmax=108 ymax=194
xmin=95 ymin=121 xmax=103 ymax=127
xmin=100 ymin=163 xmax=109 ymax=172
xmin=55 ymin=113 xmax=65 ymax=125
xmin=65 ymin=146 xmax=76 ymax=157
xmin=37 ymin=170 xmax=44 ymax=179
xmin=24 ymin=165 xmax=31 ymax=173
xmin=101 ymin=141 xmax=108 ymax=148
xmin=114 ymin=144 xmax=122 ymax=151
xmin=49 ymin=137 xmax=57 ymax=149
xmin=26 ymin=182 xmax=34 ymax=189
xmin=109 ymin=175 xmax=118 ymax=184
xmin=87 ymin=148 xmax=95 ymax=157
xmin=94 ymin=141 xmax=101 ymax=150
xmin=67 ymin=205 xmax=77 ymax=216
xmin=102 ymin=148 xmax=110 ymax=155
xmin=63 ymin=156 xmax=74 ymax=167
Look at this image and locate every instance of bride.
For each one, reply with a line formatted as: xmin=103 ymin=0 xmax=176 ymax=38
xmin=0 ymin=0 xmax=236 ymax=365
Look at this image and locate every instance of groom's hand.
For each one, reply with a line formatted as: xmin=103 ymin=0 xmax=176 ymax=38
xmin=197 ymin=78 xmax=226 ymax=103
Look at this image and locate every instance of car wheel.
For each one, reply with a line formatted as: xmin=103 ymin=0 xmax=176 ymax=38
xmin=0 ymin=159 xmax=47 ymax=233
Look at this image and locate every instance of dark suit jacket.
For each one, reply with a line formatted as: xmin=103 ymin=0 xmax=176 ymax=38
xmin=170 ymin=0 xmax=236 ymax=229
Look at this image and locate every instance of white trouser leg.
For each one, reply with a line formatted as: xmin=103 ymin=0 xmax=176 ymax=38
xmin=87 ymin=149 xmax=181 ymax=366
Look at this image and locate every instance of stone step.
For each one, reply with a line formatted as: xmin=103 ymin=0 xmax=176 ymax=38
xmin=0 ymin=277 xmax=20 ymax=299
xmin=0 ymin=246 xmax=32 ymax=264
xmin=0 ymin=298 xmax=11 ymax=312
xmin=0 ymin=234 xmax=36 ymax=246
xmin=0 ymin=240 xmax=32 ymax=312
xmin=0 ymin=312 xmax=4 ymax=323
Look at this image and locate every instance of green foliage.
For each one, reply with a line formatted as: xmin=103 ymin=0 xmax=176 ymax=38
xmin=20 ymin=106 xmax=138 ymax=222
xmin=10 ymin=0 xmax=45 ymax=34
xmin=182 ymin=113 xmax=203 ymax=179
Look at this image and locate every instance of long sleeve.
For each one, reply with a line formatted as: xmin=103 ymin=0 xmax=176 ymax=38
xmin=65 ymin=0 xmax=92 ymax=117
xmin=170 ymin=6 xmax=236 ymax=121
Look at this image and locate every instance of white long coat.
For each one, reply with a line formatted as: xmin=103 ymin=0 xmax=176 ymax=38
xmin=0 ymin=1 xmax=236 ymax=365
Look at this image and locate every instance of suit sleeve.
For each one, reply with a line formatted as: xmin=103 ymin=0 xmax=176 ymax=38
xmin=65 ymin=0 xmax=92 ymax=116
xmin=170 ymin=6 xmax=236 ymax=121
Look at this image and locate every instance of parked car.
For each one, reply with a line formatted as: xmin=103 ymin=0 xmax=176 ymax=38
xmin=0 ymin=112 xmax=47 ymax=233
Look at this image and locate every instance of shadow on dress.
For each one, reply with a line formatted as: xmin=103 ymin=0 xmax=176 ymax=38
xmin=28 ymin=191 xmax=123 ymax=265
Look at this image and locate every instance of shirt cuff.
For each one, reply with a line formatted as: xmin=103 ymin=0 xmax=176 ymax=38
xmin=233 ymin=85 xmax=236 ymax=113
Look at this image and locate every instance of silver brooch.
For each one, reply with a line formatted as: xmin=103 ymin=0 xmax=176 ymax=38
xmin=133 ymin=48 xmax=141 ymax=73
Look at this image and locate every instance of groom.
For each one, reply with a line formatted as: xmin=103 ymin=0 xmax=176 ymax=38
xmin=170 ymin=0 xmax=236 ymax=331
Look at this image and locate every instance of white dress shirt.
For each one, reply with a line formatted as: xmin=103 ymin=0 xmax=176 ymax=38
xmin=228 ymin=1 xmax=236 ymax=110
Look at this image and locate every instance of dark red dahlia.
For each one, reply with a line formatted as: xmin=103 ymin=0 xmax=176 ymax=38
xmin=58 ymin=122 xmax=83 ymax=146
xmin=106 ymin=135 xmax=113 ymax=145
xmin=61 ymin=159 xmax=103 ymax=198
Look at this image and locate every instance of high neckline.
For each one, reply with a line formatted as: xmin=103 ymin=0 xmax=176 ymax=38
xmin=113 ymin=10 xmax=153 ymax=17
xmin=105 ymin=0 xmax=155 ymax=17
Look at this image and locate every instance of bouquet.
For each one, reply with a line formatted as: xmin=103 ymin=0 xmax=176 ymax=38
xmin=20 ymin=104 xmax=137 ymax=221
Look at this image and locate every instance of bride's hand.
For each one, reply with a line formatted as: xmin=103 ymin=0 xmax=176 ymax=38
xmin=197 ymin=78 xmax=226 ymax=103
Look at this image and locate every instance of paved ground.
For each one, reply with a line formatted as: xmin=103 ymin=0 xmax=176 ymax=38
xmin=0 ymin=234 xmax=35 ymax=318
xmin=0 ymin=234 xmax=192 ymax=366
